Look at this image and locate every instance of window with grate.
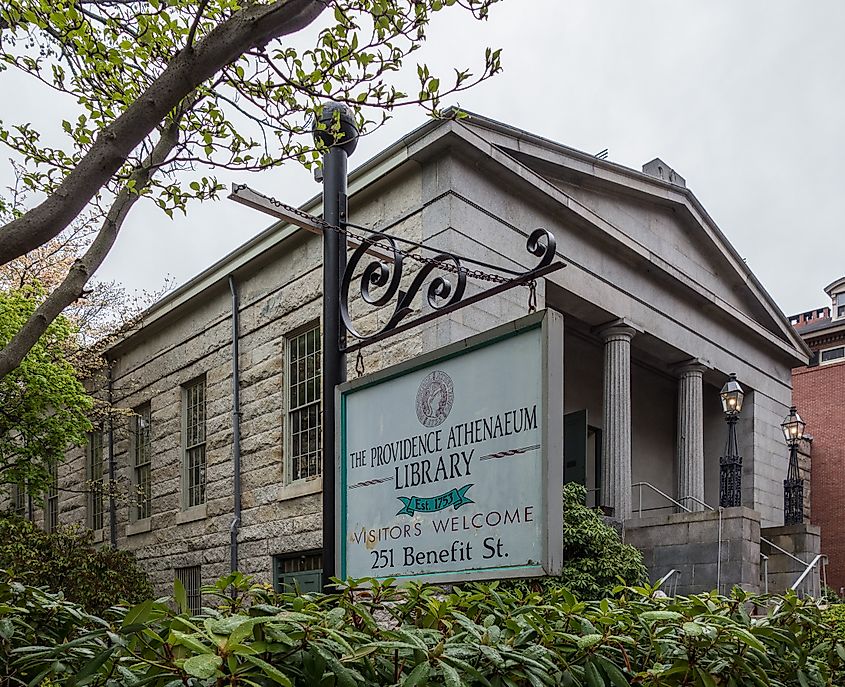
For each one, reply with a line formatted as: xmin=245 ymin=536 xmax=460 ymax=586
xmin=287 ymin=325 xmax=321 ymax=482
xmin=9 ymin=483 xmax=26 ymax=517
xmin=183 ymin=377 xmax=206 ymax=508
xmin=87 ymin=431 xmax=104 ymax=530
xmin=175 ymin=565 xmax=202 ymax=614
xmin=131 ymin=403 xmax=152 ymax=521
xmin=46 ymin=463 xmax=58 ymax=532
xmin=273 ymin=551 xmax=322 ymax=593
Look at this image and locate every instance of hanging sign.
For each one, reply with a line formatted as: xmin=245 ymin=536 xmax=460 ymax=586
xmin=336 ymin=310 xmax=563 ymax=584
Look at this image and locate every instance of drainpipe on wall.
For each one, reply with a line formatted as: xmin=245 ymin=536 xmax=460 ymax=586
xmin=108 ymin=364 xmax=117 ymax=547
xmin=228 ymin=275 xmax=242 ymax=573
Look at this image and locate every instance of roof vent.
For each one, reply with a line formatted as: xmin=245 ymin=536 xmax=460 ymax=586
xmin=642 ymin=158 xmax=686 ymax=187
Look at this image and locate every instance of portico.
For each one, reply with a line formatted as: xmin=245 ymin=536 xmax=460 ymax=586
xmin=411 ymin=113 xmax=809 ymax=530
xmin=556 ymin=310 xmax=734 ymax=523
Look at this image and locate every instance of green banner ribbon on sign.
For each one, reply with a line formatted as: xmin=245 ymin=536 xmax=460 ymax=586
xmin=396 ymin=484 xmax=474 ymax=516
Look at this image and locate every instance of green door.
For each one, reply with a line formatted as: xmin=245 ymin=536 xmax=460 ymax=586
xmin=563 ymin=410 xmax=588 ymax=487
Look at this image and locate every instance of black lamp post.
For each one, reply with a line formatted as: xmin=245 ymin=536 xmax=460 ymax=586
xmin=719 ymin=373 xmax=745 ymax=508
xmin=781 ymin=406 xmax=806 ymax=525
xmin=315 ymin=103 xmax=358 ymax=590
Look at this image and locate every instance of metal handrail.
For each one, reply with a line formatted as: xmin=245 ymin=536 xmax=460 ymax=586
xmin=633 ymin=482 xmax=691 ymax=516
xmin=632 ymin=482 xmax=716 ymax=517
xmin=760 ymin=542 xmax=828 ymax=599
xmin=656 ymin=569 xmax=681 ymax=596
xmin=760 ymin=535 xmax=810 ymax=568
xmin=790 ymin=554 xmax=828 ymax=593
xmin=679 ymin=495 xmax=715 ymax=511
xmin=760 ymin=553 xmax=769 ymax=594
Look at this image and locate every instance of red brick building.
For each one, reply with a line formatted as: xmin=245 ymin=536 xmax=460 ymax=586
xmin=791 ymin=276 xmax=845 ymax=592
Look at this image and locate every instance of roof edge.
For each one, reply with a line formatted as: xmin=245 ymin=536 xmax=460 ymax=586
xmin=108 ymin=114 xmax=456 ymax=352
xmin=452 ymin=112 xmax=810 ymax=359
xmin=824 ymin=275 xmax=845 ymax=297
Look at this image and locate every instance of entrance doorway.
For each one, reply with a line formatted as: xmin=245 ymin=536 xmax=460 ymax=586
xmin=563 ymin=410 xmax=602 ymax=508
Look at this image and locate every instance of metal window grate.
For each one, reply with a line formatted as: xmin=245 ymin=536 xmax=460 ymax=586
xmin=184 ymin=378 xmax=206 ymax=507
xmin=133 ymin=404 xmax=152 ymax=520
xmin=175 ymin=565 xmax=202 ymax=614
xmin=87 ymin=432 xmax=104 ymax=530
xmin=288 ymin=326 xmax=321 ymax=481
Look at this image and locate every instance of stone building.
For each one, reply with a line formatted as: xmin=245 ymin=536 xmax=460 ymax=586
xmin=791 ymin=277 xmax=845 ymax=592
xmin=18 ymin=111 xmax=812 ymax=601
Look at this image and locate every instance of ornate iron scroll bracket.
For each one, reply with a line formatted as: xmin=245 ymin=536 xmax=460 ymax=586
xmin=226 ymin=184 xmax=565 ymax=353
xmin=340 ymin=227 xmax=564 ymax=353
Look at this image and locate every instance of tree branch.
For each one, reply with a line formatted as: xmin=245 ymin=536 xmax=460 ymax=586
xmin=185 ymin=0 xmax=211 ymax=48
xmin=0 ymin=0 xmax=326 ymax=266
xmin=0 ymin=114 xmax=184 ymax=378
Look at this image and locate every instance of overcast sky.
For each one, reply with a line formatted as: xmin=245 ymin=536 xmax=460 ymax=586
xmin=7 ymin=1 xmax=845 ymax=317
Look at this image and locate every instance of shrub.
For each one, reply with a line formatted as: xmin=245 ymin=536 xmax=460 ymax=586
xmin=3 ymin=571 xmax=845 ymax=686
xmin=553 ymin=482 xmax=648 ymax=598
xmin=823 ymin=603 xmax=845 ymax=640
xmin=0 ymin=515 xmax=152 ymax=615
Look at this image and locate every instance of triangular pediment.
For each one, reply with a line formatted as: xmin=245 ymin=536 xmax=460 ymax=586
xmin=438 ymin=112 xmax=808 ymax=359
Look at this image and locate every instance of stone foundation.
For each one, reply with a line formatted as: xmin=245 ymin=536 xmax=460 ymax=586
xmin=760 ymin=523 xmax=821 ymax=595
xmin=624 ymin=507 xmax=761 ymax=595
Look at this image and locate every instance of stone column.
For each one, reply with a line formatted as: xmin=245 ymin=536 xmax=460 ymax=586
xmin=675 ymin=362 xmax=707 ymax=512
xmin=599 ymin=322 xmax=638 ymax=520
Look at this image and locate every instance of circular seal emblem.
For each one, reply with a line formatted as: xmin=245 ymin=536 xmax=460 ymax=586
xmin=415 ymin=370 xmax=454 ymax=427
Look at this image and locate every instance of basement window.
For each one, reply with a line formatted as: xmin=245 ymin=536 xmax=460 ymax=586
xmin=273 ymin=551 xmax=322 ymax=593
xmin=175 ymin=565 xmax=202 ymax=615
xmin=820 ymin=346 xmax=845 ymax=364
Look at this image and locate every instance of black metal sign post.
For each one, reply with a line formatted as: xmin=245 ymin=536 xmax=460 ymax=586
xmin=315 ymin=104 xmax=358 ymax=590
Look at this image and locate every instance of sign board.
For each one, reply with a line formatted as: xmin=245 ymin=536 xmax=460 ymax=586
xmin=337 ymin=310 xmax=563 ymax=584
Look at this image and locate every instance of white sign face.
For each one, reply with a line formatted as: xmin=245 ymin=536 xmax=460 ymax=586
xmin=338 ymin=315 xmax=561 ymax=583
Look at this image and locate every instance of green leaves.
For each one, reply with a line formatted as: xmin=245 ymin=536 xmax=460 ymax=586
xmin=545 ymin=483 xmax=650 ymax=600
xmin=2 ymin=0 xmax=506 ymax=224
xmin=0 ymin=517 xmax=153 ymax=618
xmin=403 ymin=661 xmax=431 ymax=686
xmin=0 ymin=288 xmax=93 ymax=498
xmin=2 ymin=564 xmax=845 ymax=686
xmin=173 ymin=577 xmax=188 ymax=615
xmin=639 ymin=610 xmax=685 ymax=623
xmin=182 ymin=653 xmax=222 ymax=678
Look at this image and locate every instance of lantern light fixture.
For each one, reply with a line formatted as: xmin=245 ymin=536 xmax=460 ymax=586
xmin=781 ymin=406 xmax=806 ymax=446
xmin=720 ymin=373 xmax=744 ymax=416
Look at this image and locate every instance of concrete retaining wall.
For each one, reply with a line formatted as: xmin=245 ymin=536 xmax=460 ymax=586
xmin=624 ymin=507 xmax=761 ymax=595
xmin=761 ymin=523 xmax=821 ymax=595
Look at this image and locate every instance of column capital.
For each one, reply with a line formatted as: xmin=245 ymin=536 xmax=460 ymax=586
xmin=594 ymin=318 xmax=642 ymax=342
xmin=673 ymin=359 xmax=709 ymax=378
